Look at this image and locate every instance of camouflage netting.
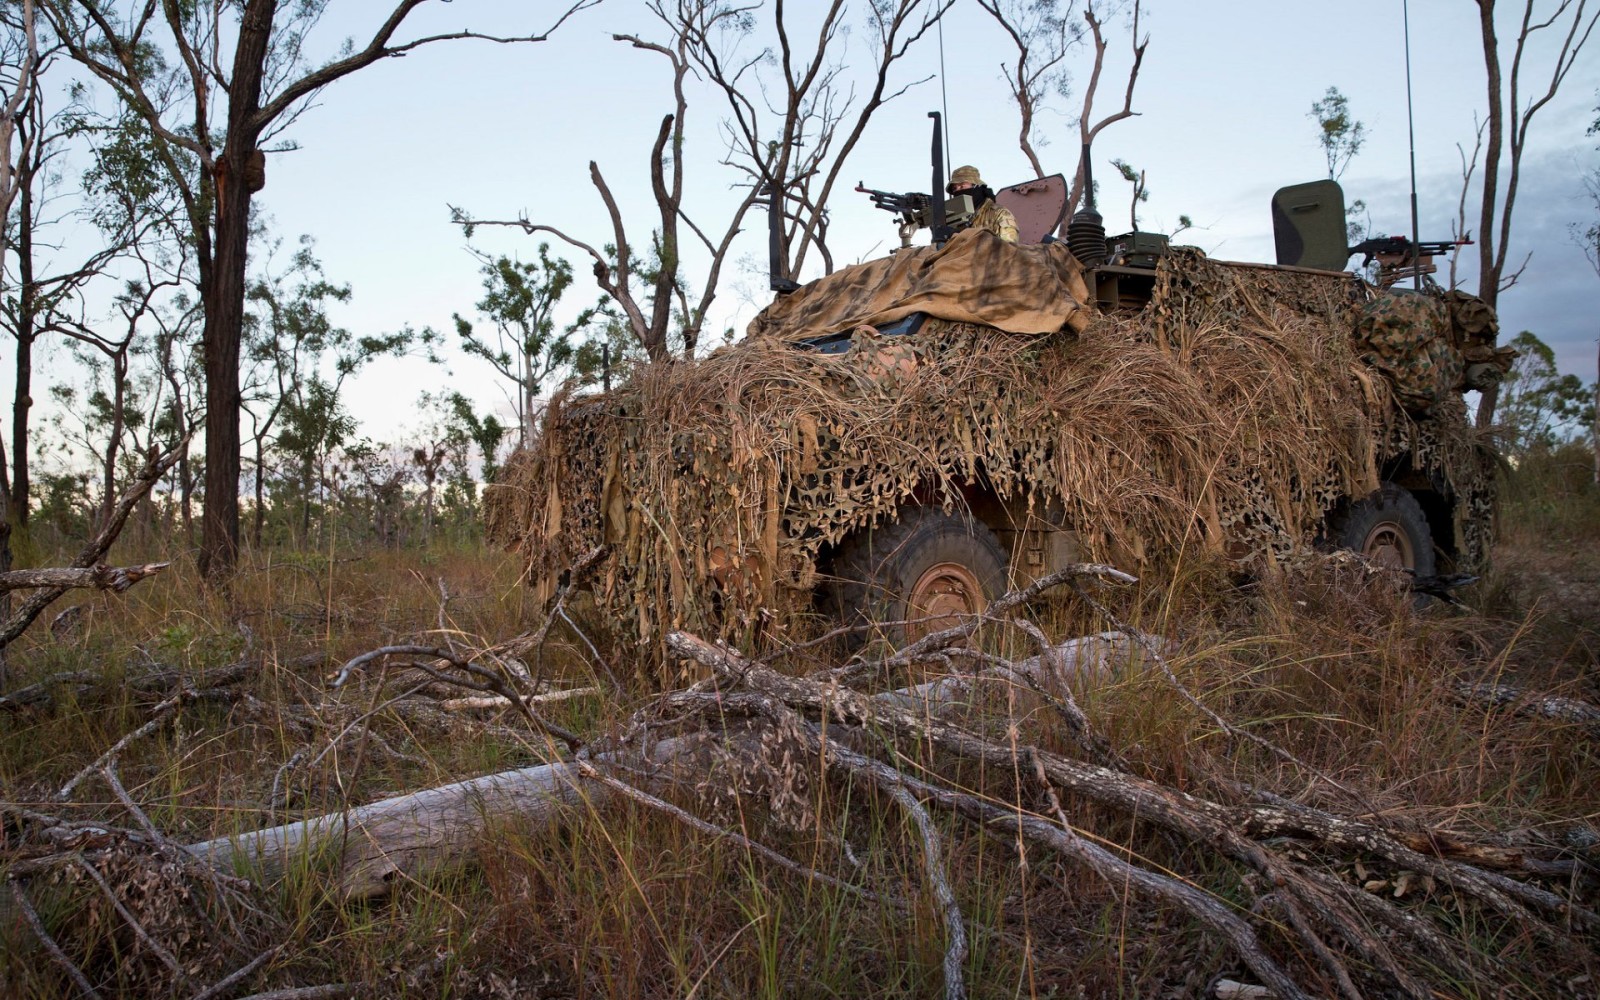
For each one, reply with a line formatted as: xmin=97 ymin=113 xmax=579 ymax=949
xmin=747 ymin=228 xmax=1092 ymax=341
xmin=486 ymin=243 xmax=1499 ymax=646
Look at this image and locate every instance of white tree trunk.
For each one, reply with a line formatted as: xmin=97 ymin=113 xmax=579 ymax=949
xmin=187 ymin=738 xmax=692 ymax=898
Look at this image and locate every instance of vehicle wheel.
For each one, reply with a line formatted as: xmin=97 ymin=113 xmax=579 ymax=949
xmin=827 ymin=508 xmax=1008 ymax=645
xmin=1328 ymin=482 xmax=1435 ymax=580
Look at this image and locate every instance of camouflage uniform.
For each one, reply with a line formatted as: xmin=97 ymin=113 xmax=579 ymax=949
xmin=949 ymin=164 xmax=1019 ymax=243
xmin=971 ymin=199 xmax=1019 ymax=243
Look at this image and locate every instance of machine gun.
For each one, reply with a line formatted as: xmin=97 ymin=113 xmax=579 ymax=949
xmin=856 ymin=183 xmax=976 ymax=250
xmin=1348 ymin=235 xmax=1473 ymax=287
xmin=856 ymin=185 xmax=932 ymax=227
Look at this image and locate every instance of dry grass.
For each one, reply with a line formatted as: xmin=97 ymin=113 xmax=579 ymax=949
xmin=2 ymin=475 xmax=1597 ymax=997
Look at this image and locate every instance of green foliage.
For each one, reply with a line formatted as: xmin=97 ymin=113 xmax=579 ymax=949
xmin=443 ymin=390 xmax=508 ymax=484
xmin=453 ymin=243 xmax=601 ymax=443
xmin=243 ymin=237 xmax=422 ymax=543
xmin=1110 ymin=157 xmax=1147 ymax=229
xmin=31 ymin=469 xmax=92 ymax=539
xmin=1309 ymin=85 xmax=1367 ymax=181
xmin=1498 ymin=330 xmax=1596 ymax=456
xmin=73 ymin=108 xmax=190 ymax=243
xmin=1345 ymin=197 xmax=1370 ymax=245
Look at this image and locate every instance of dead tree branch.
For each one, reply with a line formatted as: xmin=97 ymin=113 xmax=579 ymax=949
xmin=0 ymin=562 xmax=169 ymax=593
xmin=0 ymin=437 xmax=188 ymax=651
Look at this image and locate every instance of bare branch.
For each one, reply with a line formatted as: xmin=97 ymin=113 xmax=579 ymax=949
xmin=9 ymin=882 xmax=105 ymax=1000
xmin=0 ymin=562 xmax=169 ymax=593
xmin=1069 ymin=0 xmax=1147 ymax=216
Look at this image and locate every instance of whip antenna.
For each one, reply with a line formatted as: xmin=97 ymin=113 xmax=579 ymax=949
xmin=1404 ymin=0 xmax=1422 ymax=289
xmin=937 ymin=16 xmax=951 ymax=168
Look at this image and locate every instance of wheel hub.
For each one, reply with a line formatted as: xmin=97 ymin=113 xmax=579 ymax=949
xmin=1361 ymin=520 xmax=1415 ymax=571
xmin=905 ymin=561 xmax=987 ymax=642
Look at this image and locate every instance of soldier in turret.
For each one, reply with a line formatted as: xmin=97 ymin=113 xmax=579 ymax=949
xmin=948 ymin=165 xmax=1018 ymax=243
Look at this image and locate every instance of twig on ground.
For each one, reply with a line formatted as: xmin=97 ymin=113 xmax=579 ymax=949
xmin=887 ymin=784 xmax=968 ymax=1000
xmin=498 ymin=545 xmax=609 ymax=686
xmin=307 ymin=681 xmax=432 ymax=771
xmin=270 ymin=749 xmax=310 ymax=814
xmin=229 ymin=987 xmax=357 ymax=1000
xmin=332 ymin=644 xmax=582 ymax=752
xmin=57 ymin=689 xmax=193 ymax=801
xmin=1257 ymin=893 xmax=1364 ymax=1000
xmin=556 ymin=605 xmax=623 ymax=693
xmin=438 ymin=687 xmax=599 ymax=712
xmin=0 ymin=669 xmax=96 ymax=711
xmin=189 ymin=944 xmax=283 ymax=1000
xmin=10 ymin=881 xmax=106 ymax=999
xmin=576 ymin=760 xmax=905 ymax=908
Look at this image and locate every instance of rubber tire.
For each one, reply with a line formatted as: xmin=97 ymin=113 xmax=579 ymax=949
xmin=826 ymin=508 xmax=1008 ymax=646
xmin=1328 ymin=482 xmax=1436 ymax=581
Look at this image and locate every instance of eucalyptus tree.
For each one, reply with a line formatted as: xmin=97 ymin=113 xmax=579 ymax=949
xmin=1496 ymin=331 xmax=1594 ymax=455
xmin=452 ymin=244 xmax=598 ymax=448
xmin=242 ymin=237 xmax=419 ymax=544
xmin=1468 ymin=0 xmax=1596 ymax=426
xmin=3 ymin=10 xmax=186 ymax=551
xmin=1307 ymin=85 xmax=1369 ymax=242
xmin=41 ymin=0 xmax=598 ymax=579
xmin=1308 ymin=86 xmax=1366 ymax=181
xmin=975 ymin=0 xmax=1084 ymax=181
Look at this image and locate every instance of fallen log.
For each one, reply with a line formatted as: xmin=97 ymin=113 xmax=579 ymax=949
xmin=1454 ymin=681 xmax=1600 ymax=730
xmin=872 ymin=630 xmax=1135 ymax=712
xmin=185 ymin=738 xmax=692 ymax=898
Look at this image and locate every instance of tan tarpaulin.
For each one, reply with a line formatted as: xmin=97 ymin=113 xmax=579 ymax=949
xmin=747 ymin=228 xmax=1092 ymax=342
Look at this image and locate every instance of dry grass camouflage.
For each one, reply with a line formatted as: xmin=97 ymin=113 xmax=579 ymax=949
xmin=486 ymin=235 xmax=1502 ymax=650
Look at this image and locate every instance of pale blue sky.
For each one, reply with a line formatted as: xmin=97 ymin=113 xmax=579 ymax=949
xmin=23 ymin=0 xmax=1600 ymax=448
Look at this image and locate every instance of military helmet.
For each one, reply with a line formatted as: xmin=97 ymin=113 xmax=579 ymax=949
xmin=948 ymin=164 xmax=983 ymax=191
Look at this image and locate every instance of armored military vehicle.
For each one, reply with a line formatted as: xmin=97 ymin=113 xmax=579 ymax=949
xmin=486 ymin=128 xmax=1508 ymax=647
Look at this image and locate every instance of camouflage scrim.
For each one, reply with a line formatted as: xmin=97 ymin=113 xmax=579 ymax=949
xmin=1354 ymin=292 xmax=1463 ymax=413
xmin=1442 ymin=289 xmax=1516 ymax=390
xmin=747 ymin=227 xmax=1089 ymax=343
xmin=487 ymin=248 xmax=1499 ymax=651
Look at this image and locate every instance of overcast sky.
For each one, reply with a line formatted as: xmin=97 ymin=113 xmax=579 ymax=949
xmin=21 ymin=0 xmax=1600 ymax=448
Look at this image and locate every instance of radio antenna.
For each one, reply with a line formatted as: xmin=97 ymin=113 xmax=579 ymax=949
xmin=1404 ymin=0 xmax=1422 ymax=290
xmin=937 ymin=16 xmax=951 ymax=168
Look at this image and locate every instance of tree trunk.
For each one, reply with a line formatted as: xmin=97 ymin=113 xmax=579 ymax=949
xmin=253 ymin=436 xmax=266 ymax=549
xmin=197 ymin=0 xmax=275 ymax=583
xmin=1476 ymin=0 xmax=1503 ymax=311
xmin=178 ymin=436 xmax=194 ymax=548
xmin=1473 ymin=1 xmax=1506 ymax=428
xmin=10 ymin=168 xmax=36 ymax=531
xmin=98 ymin=354 xmax=128 ymax=527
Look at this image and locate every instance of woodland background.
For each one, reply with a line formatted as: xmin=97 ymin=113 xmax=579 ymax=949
xmin=1 ymin=2 xmax=1598 ymax=999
